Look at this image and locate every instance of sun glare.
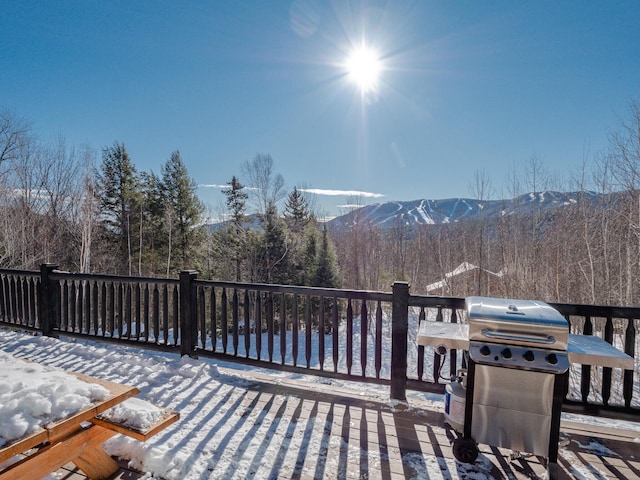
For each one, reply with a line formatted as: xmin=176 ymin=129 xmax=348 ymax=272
xmin=346 ymin=46 xmax=381 ymax=94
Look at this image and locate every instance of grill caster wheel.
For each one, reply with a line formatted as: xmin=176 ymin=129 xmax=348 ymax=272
xmin=453 ymin=437 xmax=478 ymax=464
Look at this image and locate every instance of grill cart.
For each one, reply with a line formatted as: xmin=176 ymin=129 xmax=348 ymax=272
xmin=418 ymin=296 xmax=635 ymax=480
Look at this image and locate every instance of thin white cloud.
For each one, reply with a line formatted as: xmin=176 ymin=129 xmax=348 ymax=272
xmin=198 ymin=184 xmax=259 ymax=192
xmin=337 ymin=204 xmax=365 ymax=209
xmin=299 ymin=188 xmax=384 ymax=198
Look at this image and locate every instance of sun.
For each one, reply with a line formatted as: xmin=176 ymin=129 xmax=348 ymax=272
xmin=345 ymin=45 xmax=381 ymax=94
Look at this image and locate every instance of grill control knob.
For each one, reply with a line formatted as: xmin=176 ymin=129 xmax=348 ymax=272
xmin=546 ymin=353 xmax=558 ymax=365
xmin=479 ymin=345 xmax=491 ymax=357
xmin=501 ymin=348 xmax=512 ymax=359
xmin=523 ymin=350 xmax=535 ymax=362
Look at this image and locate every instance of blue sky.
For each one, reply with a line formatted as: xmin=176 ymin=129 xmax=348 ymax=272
xmin=2 ymin=1 xmax=640 ymax=219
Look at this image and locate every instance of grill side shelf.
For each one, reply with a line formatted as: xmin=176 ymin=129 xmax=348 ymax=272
xmin=567 ymin=334 xmax=635 ymax=369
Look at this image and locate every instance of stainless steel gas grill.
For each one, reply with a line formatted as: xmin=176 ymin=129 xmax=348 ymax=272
xmin=462 ymin=297 xmax=570 ymax=478
xmin=417 ymin=296 xmax=635 ymax=480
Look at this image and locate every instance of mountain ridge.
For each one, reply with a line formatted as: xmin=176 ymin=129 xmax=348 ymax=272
xmin=326 ymin=190 xmax=602 ymax=229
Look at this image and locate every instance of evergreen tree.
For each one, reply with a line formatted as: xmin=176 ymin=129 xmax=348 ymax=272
xmin=262 ymin=201 xmax=289 ymax=284
xmin=298 ymin=226 xmax=318 ymax=285
xmin=283 ymin=187 xmax=310 ymax=233
xmin=314 ymin=225 xmax=340 ymax=288
xmin=161 ymin=151 xmax=205 ymax=273
xmin=96 ymin=142 xmax=140 ymax=274
xmin=139 ymin=171 xmax=165 ymax=274
xmin=222 ymin=176 xmax=248 ymax=281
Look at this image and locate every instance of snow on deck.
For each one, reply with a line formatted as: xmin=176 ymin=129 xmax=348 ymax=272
xmin=1 ymin=329 xmax=638 ymax=480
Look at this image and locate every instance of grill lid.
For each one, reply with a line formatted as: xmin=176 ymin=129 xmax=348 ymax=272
xmin=466 ymin=296 xmax=569 ymax=351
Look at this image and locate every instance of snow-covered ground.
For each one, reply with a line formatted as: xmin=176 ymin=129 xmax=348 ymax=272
xmin=1 ymin=328 xmax=639 ymax=480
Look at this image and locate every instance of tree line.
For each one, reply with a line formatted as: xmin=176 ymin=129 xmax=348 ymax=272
xmin=2 ymin=99 xmax=640 ymax=306
xmin=331 ymin=100 xmax=640 ymax=306
xmin=0 ymin=109 xmax=340 ymax=288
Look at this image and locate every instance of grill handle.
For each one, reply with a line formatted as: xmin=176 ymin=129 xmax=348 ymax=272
xmin=481 ymin=329 xmax=556 ymax=345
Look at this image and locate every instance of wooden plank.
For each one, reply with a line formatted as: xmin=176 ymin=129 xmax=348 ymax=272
xmin=561 ymin=419 xmax=640 ymax=443
xmin=72 ymin=442 xmax=120 ymax=480
xmin=91 ymin=410 xmax=180 ymax=441
xmin=0 ymin=429 xmax=48 ymax=464
xmin=0 ymin=425 xmax=117 ymax=480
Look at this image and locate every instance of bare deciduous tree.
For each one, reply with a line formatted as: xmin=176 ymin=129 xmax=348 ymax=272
xmin=241 ymin=153 xmax=285 ymax=216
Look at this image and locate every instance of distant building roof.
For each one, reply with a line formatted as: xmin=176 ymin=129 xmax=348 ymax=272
xmin=426 ymin=262 xmax=503 ymax=293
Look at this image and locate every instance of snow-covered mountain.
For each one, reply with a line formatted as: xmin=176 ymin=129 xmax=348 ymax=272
xmin=327 ymin=191 xmax=601 ymax=229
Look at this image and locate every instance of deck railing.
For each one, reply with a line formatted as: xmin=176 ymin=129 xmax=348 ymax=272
xmin=0 ymin=264 xmax=637 ymax=420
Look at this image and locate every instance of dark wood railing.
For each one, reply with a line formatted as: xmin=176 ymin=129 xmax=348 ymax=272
xmin=0 ymin=265 xmax=637 ymax=420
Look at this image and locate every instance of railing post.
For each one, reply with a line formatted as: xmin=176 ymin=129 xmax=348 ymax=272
xmin=390 ymin=281 xmax=410 ymax=401
xmin=38 ymin=263 xmax=59 ymax=337
xmin=179 ymin=270 xmax=198 ymax=358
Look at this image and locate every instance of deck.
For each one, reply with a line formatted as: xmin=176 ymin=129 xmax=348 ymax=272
xmin=55 ymin=368 xmax=639 ymax=480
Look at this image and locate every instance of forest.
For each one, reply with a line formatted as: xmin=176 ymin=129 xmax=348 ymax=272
xmin=1 ymin=99 xmax=639 ymax=307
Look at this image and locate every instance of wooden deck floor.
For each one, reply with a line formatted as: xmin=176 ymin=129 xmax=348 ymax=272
xmin=57 ymin=369 xmax=639 ymax=480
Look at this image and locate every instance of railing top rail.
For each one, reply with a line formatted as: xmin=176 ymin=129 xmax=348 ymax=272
xmin=50 ymin=271 xmax=180 ymax=286
xmin=550 ymin=301 xmax=640 ymax=319
xmin=407 ymin=294 xmax=640 ymax=320
xmin=0 ymin=269 xmax=39 ymax=278
xmin=193 ymin=278 xmax=393 ymax=302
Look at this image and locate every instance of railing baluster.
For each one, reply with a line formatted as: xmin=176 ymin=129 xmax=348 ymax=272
xmin=28 ymin=278 xmax=36 ymax=328
xmin=79 ymin=281 xmax=86 ymax=333
xmin=210 ymin=287 xmax=216 ymax=352
xmin=70 ymin=281 xmax=77 ymax=333
xmin=153 ymin=285 xmax=160 ymax=343
xmin=91 ymin=281 xmax=98 ymax=335
xmin=232 ymin=289 xmax=239 ymax=356
xmin=279 ymin=292 xmax=286 ymax=365
xmin=199 ymin=286 xmax=206 ymax=349
xmin=360 ymin=300 xmax=368 ymax=377
xmin=221 ymin=287 xmax=228 ymax=354
xmin=243 ymin=289 xmax=250 ymax=358
xmin=267 ymin=293 xmax=274 ymax=362
xmin=143 ymin=284 xmax=150 ymax=341
xmin=623 ymin=318 xmax=636 ymax=408
xmin=125 ymin=284 xmax=132 ymax=338
xmin=602 ymin=316 xmax=614 ymax=406
xmin=292 ymin=294 xmax=299 ymax=367
xmin=18 ymin=278 xmax=26 ymax=325
xmin=417 ymin=306 xmax=425 ymax=381
xmin=117 ymin=283 xmax=123 ymax=338
xmin=581 ymin=316 xmax=593 ymax=402
xmin=27 ymin=278 xmax=33 ymax=326
xmin=0 ymin=275 xmax=6 ymax=321
xmin=133 ymin=284 xmax=141 ymax=339
xmin=255 ymin=292 xmax=262 ymax=361
xmin=319 ymin=296 xmax=326 ymax=371
xmin=346 ymin=298 xmax=353 ymax=375
xmin=8 ymin=276 xmax=16 ymax=323
xmin=108 ymin=282 xmax=115 ymax=336
xmin=162 ymin=285 xmax=169 ymax=344
xmin=172 ymin=286 xmax=178 ymax=345
xmin=332 ymin=297 xmax=339 ymax=372
xmin=375 ymin=300 xmax=382 ymax=379
xmin=100 ymin=282 xmax=106 ymax=336
xmin=305 ymin=294 xmax=312 ymax=368
xmin=16 ymin=277 xmax=24 ymax=325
